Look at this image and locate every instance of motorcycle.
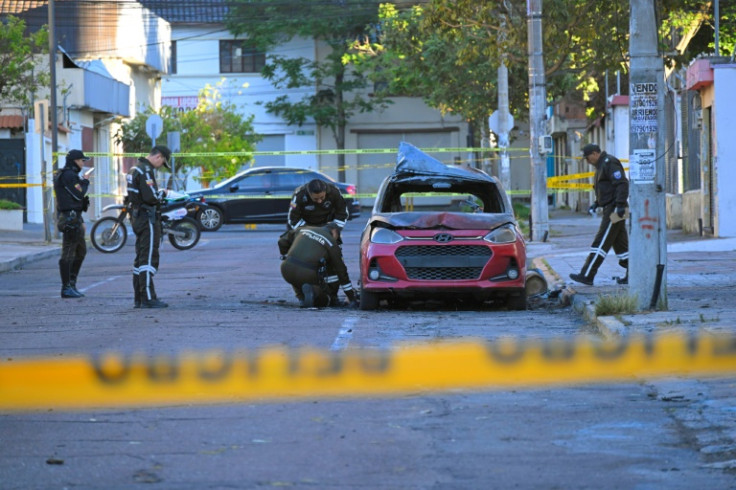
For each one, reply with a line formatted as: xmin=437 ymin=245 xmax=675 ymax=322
xmin=90 ymin=191 xmax=202 ymax=253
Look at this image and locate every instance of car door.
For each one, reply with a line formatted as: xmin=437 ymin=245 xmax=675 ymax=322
xmin=272 ymin=169 xmax=314 ymax=221
xmin=225 ymin=170 xmax=277 ymax=222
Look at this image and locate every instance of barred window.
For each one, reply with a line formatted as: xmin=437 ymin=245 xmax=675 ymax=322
xmin=219 ymin=40 xmax=265 ymax=74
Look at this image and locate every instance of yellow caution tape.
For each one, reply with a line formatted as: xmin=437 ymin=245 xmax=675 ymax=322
xmin=1 ymin=332 xmax=735 ymax=411
xmin=51 ymin=147 xmax=531 ymax=159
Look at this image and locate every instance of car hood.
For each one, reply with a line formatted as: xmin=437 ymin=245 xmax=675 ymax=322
xmin=369 ymin=211 xmax=516 ymax=230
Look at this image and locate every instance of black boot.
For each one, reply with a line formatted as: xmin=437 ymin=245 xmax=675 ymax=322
xmin=60 ymin=260 xmax=83 ymax=298
xmin=301 ymin=284 xmax=315 ymax=308
xmin=69 ymin=258 xmax=85 ymax=296
xmin=133 ymin=274 xmax=141 ymax=308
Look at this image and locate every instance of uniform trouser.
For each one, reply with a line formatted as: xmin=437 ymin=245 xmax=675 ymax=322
xmin=280 ymin=260 xmax=329 ymax=307
xmin=59 ymin=221 xmax=87 ymax=286
xmin=578 ymin=205 xmax=629 ymax=280
xmin=133 ymin=213 xmax=162 ymax=302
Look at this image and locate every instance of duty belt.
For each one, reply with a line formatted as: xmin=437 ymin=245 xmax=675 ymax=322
xmin=285 ymin=256 xmax=317 ymax=271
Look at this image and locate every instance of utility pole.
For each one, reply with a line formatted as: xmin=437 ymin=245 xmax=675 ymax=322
xmin=45 ymin=0 xmax=58 ymax=243
xmin=494 ymin=0 xmax=513 ymax=192
xmin=628 ymin=0 xmax=668 ymax=310
xmin=527 ymin=0 xmax=549 ymax=241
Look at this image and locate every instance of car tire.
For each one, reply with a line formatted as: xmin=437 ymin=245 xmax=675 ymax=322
xmin=198 ymin=206 xmax=224 ymax=232
xmin=359 ymin=290 xmax=379 ymax=310
xmin=507 ymin=292 xmax=527 ymax=311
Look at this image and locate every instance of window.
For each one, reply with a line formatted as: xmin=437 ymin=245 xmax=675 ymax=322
xmin=220 ymin=40 xmax=266 ymax=74
xmin=235 ymin=172 xmax=273 ymax=191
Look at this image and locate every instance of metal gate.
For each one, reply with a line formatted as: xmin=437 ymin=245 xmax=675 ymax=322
xmin=0 ymin=139 xmax=26 ymax=221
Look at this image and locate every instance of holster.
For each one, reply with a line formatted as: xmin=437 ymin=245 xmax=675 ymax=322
xmin=57 ymin=210 xmax=81 ymax=235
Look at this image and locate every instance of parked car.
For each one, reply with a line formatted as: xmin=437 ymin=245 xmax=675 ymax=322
xmin=358 ymin=142 xmax=527 ymax=310
xmin=188 ymin=167 xmax=361 ymax=231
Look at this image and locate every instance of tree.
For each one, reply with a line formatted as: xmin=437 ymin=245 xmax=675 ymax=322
xmin=0 ymin=16 xmax=49 ymax=111
xmin=351 ymin=0 xmax=733 ymax=127
xmin=226 ymin=0 xmax=391 ymax=182
xmin=115 ymin=81 xmax=260 ymax=189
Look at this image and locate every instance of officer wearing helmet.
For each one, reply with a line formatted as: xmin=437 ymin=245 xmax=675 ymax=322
xmin=53 ymin=149 xmax=92 ymax=298
xmin=280 ymin=223 xmax=357 ymax=308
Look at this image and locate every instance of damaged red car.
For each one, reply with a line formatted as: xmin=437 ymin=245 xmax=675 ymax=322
xmin=359 ymin=142 xmax=527 ymax=310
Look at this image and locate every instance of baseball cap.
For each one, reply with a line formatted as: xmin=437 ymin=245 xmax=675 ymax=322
xmin=582 ymin=144 xmax=601 ymax=157
xmin=152 ymin=145 xmax=171 ymax=169
xmin=66 ymin=149 xmax=91 ymax=161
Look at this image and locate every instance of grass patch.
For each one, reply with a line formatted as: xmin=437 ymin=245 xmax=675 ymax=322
xmin=513 ymin=202 xmax=530 ymax=237
xmin=594 ymin=293 xmax=638 ymax=316
xmin=0 ymin=199 xmax=22 ymax=210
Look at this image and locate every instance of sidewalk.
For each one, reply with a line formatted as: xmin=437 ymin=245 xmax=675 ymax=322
xmin=2 ymin=212 xmax=736 ymax=338
xmin=0 ymin=223 xmax=61 ymax=274
xmin=527 ymin=209 xmax=736 ymax=338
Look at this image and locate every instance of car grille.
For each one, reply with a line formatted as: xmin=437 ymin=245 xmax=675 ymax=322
xmin=394 ymin=245 xmax=492 ymax=280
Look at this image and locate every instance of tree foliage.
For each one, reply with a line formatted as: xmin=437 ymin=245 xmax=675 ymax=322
xmin=115 ymin=81 xmax=260 ymax=188
xmin=225 ymin=0 xmax=391 ymax=180
xmin=350 ymin=0 xmax=733 ymax=128
xmin=0 ymin=16 xmax=49 ymax=111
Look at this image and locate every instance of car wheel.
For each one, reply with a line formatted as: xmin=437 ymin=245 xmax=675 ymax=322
xmin=507 ymin=292 xmax=527 ymax=311
xmin=198 ymin=206 xmax=224 ymax=232
xmin=359 ymin=290 xmax=379 ymax=310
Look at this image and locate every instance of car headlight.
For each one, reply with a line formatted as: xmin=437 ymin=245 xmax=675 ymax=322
xmin=371 ymin=228 xmax=404 ymax=244
xmin=483 ymin=224 xmax=517 ymax=244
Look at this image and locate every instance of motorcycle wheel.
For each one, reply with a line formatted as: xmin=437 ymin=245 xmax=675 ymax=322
xmin=197 ymin=206 xmax=224 ymax=232
xmin=90 ymin=216 xmax=127 ymax=253
xmin=168 ymin=216 xmax=201 ymax=250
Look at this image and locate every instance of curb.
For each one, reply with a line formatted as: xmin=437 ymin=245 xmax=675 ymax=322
xmin=0 ymin=248 xmax=60 ymax=274
xmin=533 ymin=256 xmax=628 ymax=340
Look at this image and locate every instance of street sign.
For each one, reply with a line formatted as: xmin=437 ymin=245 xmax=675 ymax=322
xmin=145 ymin=114 xmax=164 ymax=142
xmin=167 ymin=131 xmax=181 ymax=152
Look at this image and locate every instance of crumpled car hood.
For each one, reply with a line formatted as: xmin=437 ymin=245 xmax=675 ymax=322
xmin=369 ymin=211 xmax=516 ymax=230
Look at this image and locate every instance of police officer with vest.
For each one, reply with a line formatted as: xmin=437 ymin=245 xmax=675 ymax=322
xmin=280 ymin=223 xmax=357 ymax=308
xmin=126 ymin=146 xmax=171 ymax=308
xmin=279 ymin=178 xmax=350 ymax=304
xmin=569 ymin=144 xmax=630 ymax=286
xmin=54 ymin=149 xmax=92 ymax=298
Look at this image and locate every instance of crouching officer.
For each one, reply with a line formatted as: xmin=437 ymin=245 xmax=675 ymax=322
xmin=126 ymin=146 xmax=171 ymax=308
xmin=280 ymin=223 xmax=357 ymax=308
xmin=279 ymin=178 xmax=351 ymax=303
xmin=54 ymin=149 xmax=92 ymax=298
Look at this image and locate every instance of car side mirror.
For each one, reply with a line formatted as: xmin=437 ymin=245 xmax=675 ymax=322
xmin=229 ymin=184 xmax=239 ymax=192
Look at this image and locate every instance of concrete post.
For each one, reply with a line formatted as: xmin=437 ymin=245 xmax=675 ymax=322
xmin=527 ymin=0 xmax=549 ymax=241
xmin=628 ymin=0 xmax=668 ymax=310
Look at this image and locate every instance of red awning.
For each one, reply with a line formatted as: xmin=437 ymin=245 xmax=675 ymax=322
xmin=0 ymin=115 xmax=24 ymax=129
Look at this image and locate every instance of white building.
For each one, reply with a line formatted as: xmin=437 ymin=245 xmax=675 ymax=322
xmin=149 ymin=1 xmax=470 ymax=206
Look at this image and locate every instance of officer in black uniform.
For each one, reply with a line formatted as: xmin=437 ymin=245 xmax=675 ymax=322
xmin=126 ymin=145 xmax=171 ymax=308
xmin=570 ymin=144 xmax=629 ymax=286
xmin=279 ymin=178 xmax=350 ymax=305
xmin=280 ymin=223 xmax=357 ymax=308
xmin=53 ymin=149 xmax=92 ymax=298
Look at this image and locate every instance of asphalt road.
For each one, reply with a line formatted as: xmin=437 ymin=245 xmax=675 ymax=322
xmin=1 ymin=220 xmax=734 ymax=488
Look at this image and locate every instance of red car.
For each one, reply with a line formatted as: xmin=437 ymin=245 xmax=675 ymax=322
xmin=359 ymin=143 xmax=527 ymax=310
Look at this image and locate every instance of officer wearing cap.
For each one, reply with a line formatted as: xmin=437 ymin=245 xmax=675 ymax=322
xmin=126 ymin=145 xmax=171 ymax=308
xmin=53 ymin=149 xmax=92 ymax=298
xmin=569 ymin=143 xmax=630 ymax=286
xmin=280 ymin=223 xmax=357 ymax=308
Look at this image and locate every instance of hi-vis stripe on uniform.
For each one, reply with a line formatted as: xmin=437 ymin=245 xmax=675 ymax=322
xmin=1 ymin=332 xmax=736 ymax=411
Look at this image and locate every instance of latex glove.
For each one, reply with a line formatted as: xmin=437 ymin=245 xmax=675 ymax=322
xmin=616 ymin=206 xmax=626 ymax=218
